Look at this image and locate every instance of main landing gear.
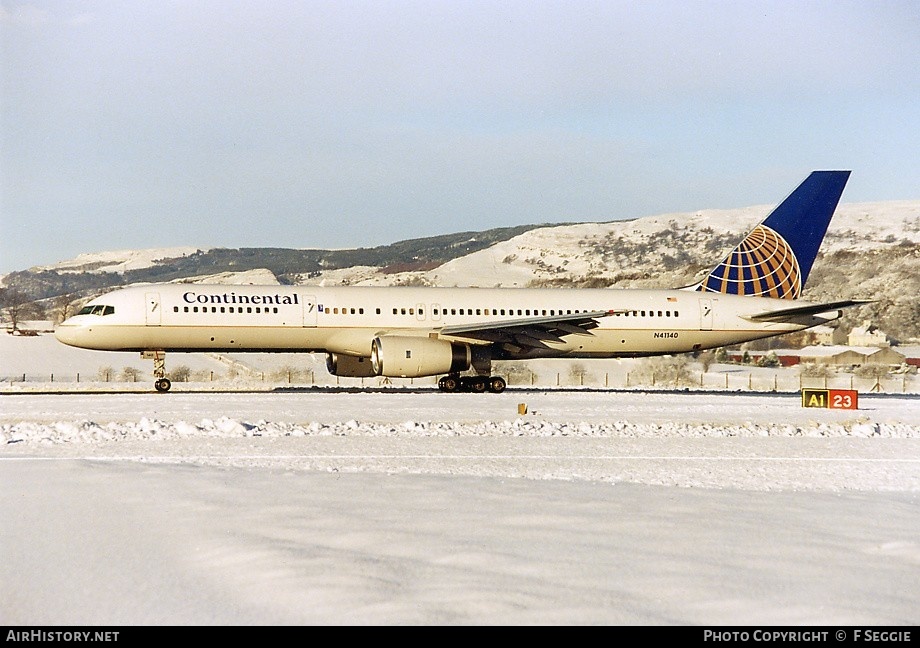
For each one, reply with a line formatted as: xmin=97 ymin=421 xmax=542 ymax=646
xmin=142 ymin=351 xmax=171 ymax=393
xmin=437 ymin=374 xmax=506 ymax=394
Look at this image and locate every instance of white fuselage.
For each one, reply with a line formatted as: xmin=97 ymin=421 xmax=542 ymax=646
xmin=55 ymin=284 xmax=839 ymax=360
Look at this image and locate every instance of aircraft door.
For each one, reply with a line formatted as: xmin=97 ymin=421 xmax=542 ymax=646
xmin=145 ymin=292 xmax=161 ymax=326
xmin=699 ymin=298 xmax=714 ymax=331
xmin=302 ymin=295 xmax=317 ymax=327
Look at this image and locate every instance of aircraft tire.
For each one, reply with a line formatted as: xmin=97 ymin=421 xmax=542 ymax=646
xmin=488 ymin=376 xmax=507 ymax=393
xmin=154 ymin=378 xmax=172 ymax=393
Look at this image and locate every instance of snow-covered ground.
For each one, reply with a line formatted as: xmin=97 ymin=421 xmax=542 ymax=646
xmin=2 ymin=336 xmax=919 ymax=624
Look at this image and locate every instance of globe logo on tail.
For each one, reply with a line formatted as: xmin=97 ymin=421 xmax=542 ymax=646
xmin=696 ymin=224 xmax=801 ymax=299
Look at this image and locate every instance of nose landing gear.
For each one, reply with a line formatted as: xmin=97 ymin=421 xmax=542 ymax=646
xmin=143 ymin=351 xmax=171 ymax=393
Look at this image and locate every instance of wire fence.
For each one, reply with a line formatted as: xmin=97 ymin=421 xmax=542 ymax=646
xmin=3 ymin=367 xmax=919 ymax=394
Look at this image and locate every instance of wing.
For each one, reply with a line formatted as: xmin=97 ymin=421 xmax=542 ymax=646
xmin=744 ymin=299 xmax=871 ymax=322
xmin=438 ymin=310 xmax=618 ymax=351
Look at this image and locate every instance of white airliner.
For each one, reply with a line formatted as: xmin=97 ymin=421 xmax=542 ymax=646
xmin=56 ymin=171 xmax=866 ymax=393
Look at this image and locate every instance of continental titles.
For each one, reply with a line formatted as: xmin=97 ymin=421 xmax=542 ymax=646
xmin=182 ymin=291 xmax=299 ymax=306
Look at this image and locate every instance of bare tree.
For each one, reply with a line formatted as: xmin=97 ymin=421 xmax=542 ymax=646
xmin=0 ymin=289 xmax=42 ymax=332
xmin=170 ymin=365 xmax=192 ymax=382
xmin=634 ymin=355 xmax=694 ymax=387
xmin=52 ymin=294 xmax=78 ymax=324
xmin=120 ymin=366 xmax=143 ymax=382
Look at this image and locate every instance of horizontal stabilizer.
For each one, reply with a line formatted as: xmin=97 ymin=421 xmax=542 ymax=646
xmin=744 ymin=300 xmax=871 ymax=322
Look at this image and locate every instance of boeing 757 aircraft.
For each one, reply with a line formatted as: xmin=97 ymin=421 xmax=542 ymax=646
xmin=56 ymin=171 xmax=866 ymax=393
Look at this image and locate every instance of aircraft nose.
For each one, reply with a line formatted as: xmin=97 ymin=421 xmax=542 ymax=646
xmin=54 ymin=322 xmax=86 ymax=348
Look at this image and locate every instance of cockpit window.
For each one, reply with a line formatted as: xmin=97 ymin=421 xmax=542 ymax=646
xmin=78 ymin=305 xmax=115 ymax=316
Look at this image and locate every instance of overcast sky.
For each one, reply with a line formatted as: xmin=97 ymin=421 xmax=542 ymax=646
xmin=2 ymin=0 xmax=919 ymax=273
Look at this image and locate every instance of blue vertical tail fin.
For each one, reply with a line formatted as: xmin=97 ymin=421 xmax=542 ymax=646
xmin=691 ymin=170 xmax=850 ymax=299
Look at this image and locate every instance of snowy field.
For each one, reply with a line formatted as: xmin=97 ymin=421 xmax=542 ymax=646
xmin=2 ymin=335 xmax=920 ymax=625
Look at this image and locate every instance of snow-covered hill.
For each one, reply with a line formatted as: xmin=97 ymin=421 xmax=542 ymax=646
xmin=340 ymin=201 xmax=920 ymax=288
xmin=30 ymin=246 xmax=207 ymax=275
xmin=17 ymin=200 xmax=919 ymax=286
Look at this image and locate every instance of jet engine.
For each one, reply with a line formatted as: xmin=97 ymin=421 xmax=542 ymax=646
xmin=325 ymin=353 xmax=377 ymax=378
xmin=371 ymin=336 xmax=471 ymax=378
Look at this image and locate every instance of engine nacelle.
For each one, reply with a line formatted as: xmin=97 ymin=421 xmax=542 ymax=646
xmin=371 ymin=336 xmax=471 ymax=378
xmin=326 ymin=353 xmax=377 ymax=378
